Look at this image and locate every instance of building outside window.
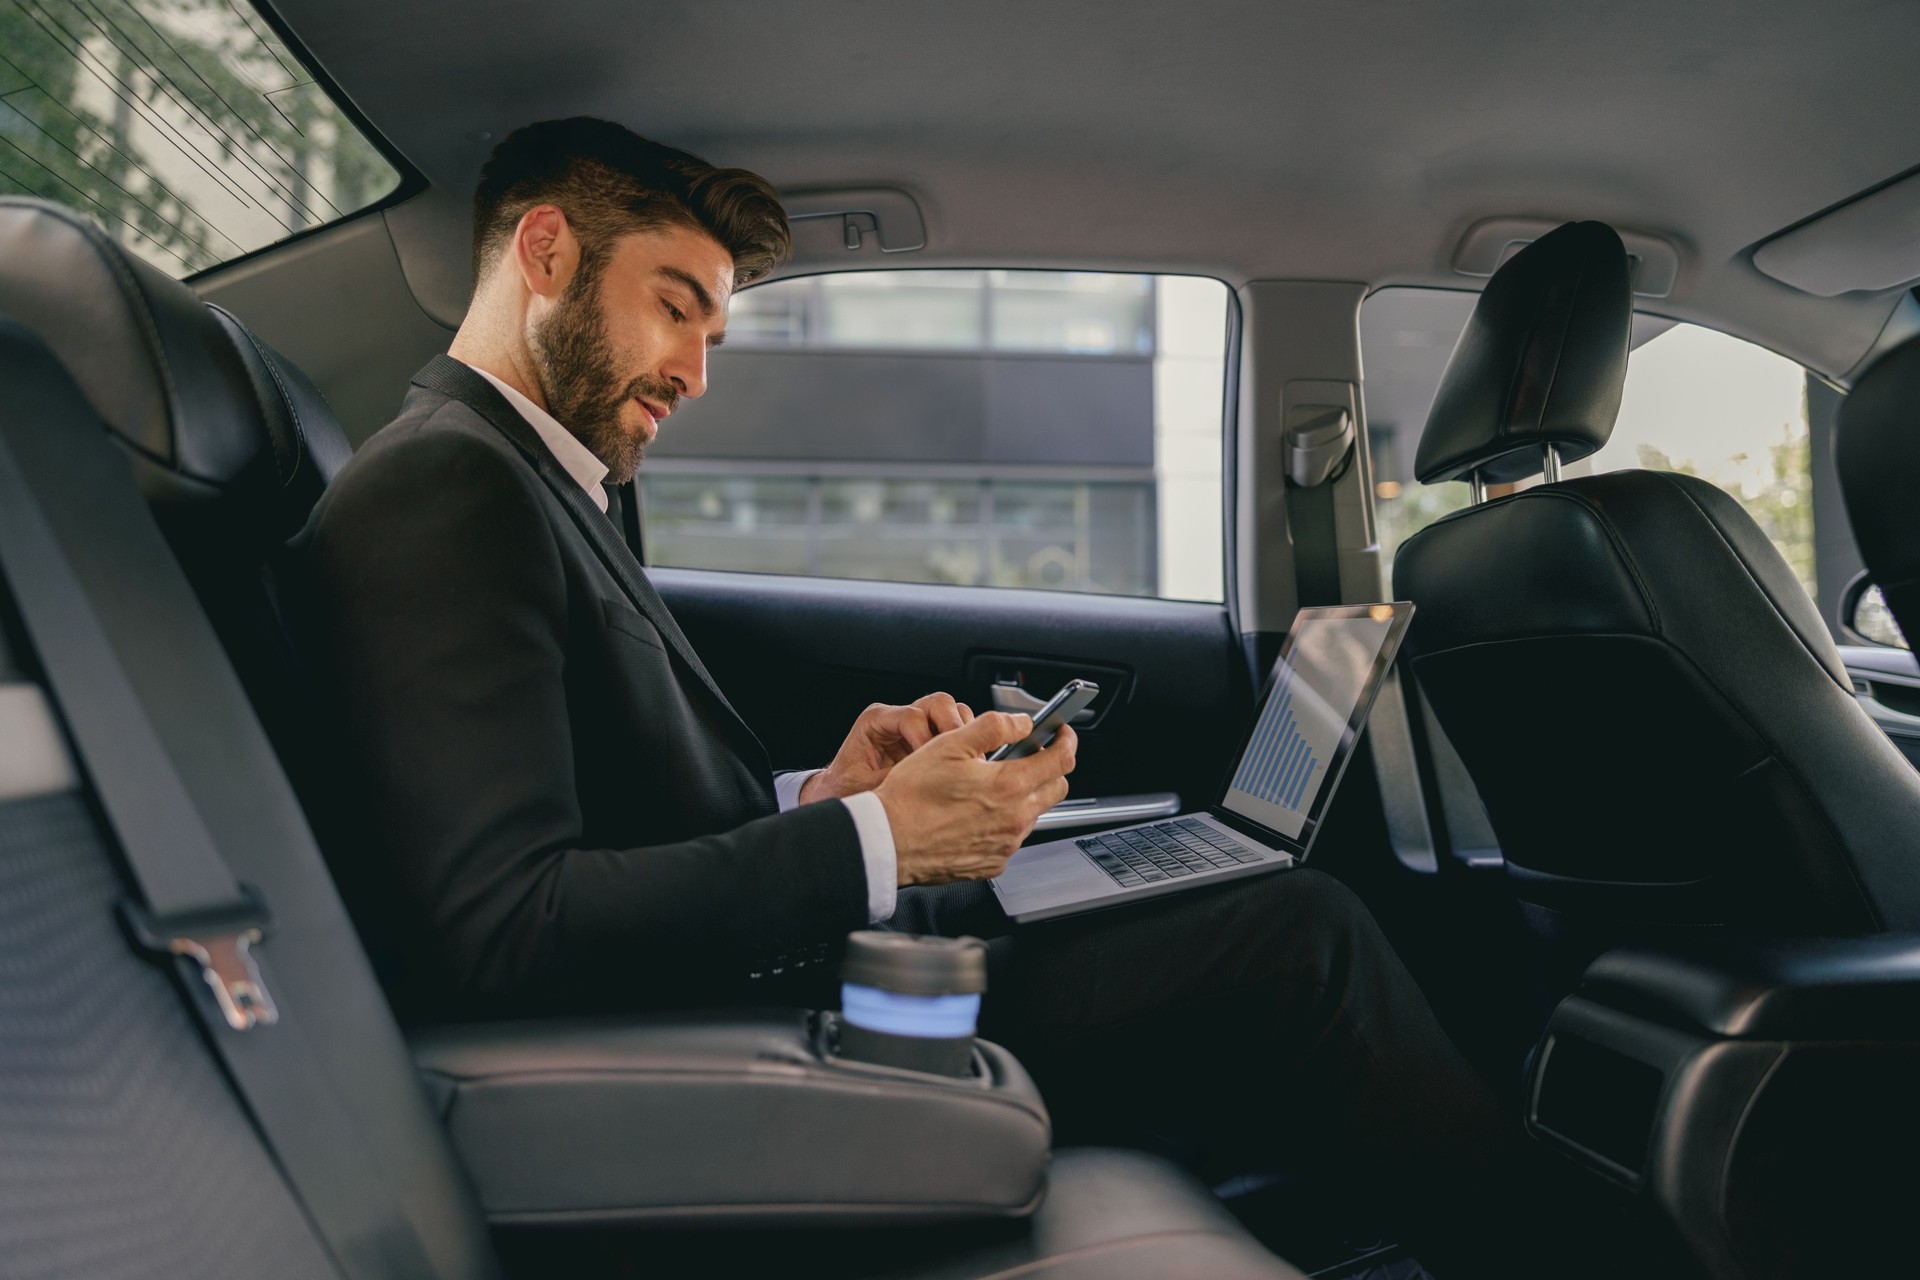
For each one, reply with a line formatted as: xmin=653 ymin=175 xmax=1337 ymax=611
xmin=642 ymin=269 xmax=1229 ymax=602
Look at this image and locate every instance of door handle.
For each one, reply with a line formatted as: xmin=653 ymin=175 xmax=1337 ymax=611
xmin=990 ymin=681 xmax=1096 ymax=725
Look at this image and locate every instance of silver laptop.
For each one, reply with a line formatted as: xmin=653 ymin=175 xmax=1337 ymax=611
xmin=991 ymin=602 xmax=1414 ymax=923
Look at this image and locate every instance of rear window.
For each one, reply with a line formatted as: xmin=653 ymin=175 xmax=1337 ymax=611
xmin=0 ymin=0 xmax=401 ymax=277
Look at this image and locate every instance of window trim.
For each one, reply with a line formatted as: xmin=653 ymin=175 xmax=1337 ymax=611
xmin=181 ymin=0 xmax=425 ymax=283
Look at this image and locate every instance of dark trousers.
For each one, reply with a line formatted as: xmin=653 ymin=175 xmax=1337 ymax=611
xmin=886 ymin=868 xmax=1518 ymax=1272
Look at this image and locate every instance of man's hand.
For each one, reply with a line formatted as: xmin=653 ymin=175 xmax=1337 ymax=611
xmin=798 ymin=693 xmax=975 ymax=804
xmin=875 ymin=712 xmax=1078 ymax=886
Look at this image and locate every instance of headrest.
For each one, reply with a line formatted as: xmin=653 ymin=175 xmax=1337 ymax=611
xmin=1415 ymin=220 xmax=1633 ymax=485
xmin=0 ymin=198 xmax=349 ymax=539
xmin=1836 ymin=334 xmax=1920 ymax=595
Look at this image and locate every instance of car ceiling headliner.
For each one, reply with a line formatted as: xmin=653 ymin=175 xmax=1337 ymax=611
xmin=271 ymin=0 xmax=1920 ymax=380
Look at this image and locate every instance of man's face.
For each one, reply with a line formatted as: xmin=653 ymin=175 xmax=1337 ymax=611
xmin=529 ymin=222 xmax=733 ymax=484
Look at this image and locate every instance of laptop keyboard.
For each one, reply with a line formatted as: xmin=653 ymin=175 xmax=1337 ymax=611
xmin=1076 ymin=818 xmax=1264 ymax=887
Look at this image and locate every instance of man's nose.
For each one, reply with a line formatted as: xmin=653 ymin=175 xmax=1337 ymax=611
xmin=665 ymin=336 xmax=708 ymax=401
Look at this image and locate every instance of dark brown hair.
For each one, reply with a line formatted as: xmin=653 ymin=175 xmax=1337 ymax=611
xmin=470 ymin=117 xmax=791 ymax=293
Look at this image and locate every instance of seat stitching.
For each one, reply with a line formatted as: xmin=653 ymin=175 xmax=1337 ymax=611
xmin=1400 ymin=486 xmax=1663 ymax=635
xmin=211 ymin=303 xmax=306 ymax=489
xmin=1647 ymin=470 xmax=1848 ymax=693
xmin=5 ymin=200 xmax=242 ymax=489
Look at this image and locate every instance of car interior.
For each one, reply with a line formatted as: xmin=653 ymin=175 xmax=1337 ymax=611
xmin=4 ymin=2 xmax=1920 ymax=1278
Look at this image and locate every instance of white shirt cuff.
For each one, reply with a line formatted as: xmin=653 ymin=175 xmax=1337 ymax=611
xmin=775 ymin=771 xmax=897 ymax=923
xmin=773 ymin=769 xmax=817 ymax=812
xmin=840 ymin=791 xmax=899 ymax=924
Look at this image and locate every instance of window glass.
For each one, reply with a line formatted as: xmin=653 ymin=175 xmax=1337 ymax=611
xmin=0 ymin=0 xmax=401 ymax=277
xmin=1362 ymin=288 xmax=1815 ymax=599
xmin=642 ymin=270 xmax=1229 ymax=601
xmin=1853 ymin=585 xmax=1909 ymax=650
xmin=1598 ymin=323 xmax=1814 ymax=596
xmin=819 ymin=270 xmax=985 ymax=349
xmin=987 ymin=269 xmax=1154 ymax=354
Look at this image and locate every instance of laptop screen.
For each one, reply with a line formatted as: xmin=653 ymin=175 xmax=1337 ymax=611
xmin=1219 ymin=604 xmax=1412 ymax=845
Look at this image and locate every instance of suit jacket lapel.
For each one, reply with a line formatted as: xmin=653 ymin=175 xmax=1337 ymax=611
xmin=410 ymin=357 xmax=767 ymax=768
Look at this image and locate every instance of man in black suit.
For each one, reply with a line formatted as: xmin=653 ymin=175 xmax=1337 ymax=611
xmin=300 ymin=119 xmax=1520 ymax=1267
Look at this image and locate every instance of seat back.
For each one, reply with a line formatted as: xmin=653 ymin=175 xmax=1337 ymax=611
xmin=1392 ymin=223 xmax=1920 ymax=983
xmin=1836 ymin=334 xmax=1920 ymax=649
xmin=0 ymin=313 xmax=498 ymax=1277
xmin=0 ymin=198 xmax=351 ymax=744
xmin=0 ymin=198 xmax=416 ymax=965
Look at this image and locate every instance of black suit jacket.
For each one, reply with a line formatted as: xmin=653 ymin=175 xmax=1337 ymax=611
xmin=295 ymin=357 xmax=867 ymax=1012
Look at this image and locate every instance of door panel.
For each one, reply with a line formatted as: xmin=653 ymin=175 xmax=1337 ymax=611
xmin=653 ymin=568 xmax=1253 ymax=812
xmin=1839 ymin=644 xmax=1920 ymax=769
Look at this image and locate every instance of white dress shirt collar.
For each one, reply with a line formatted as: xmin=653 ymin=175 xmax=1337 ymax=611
xmin=465 ymin=363 xmax=610 ymax=513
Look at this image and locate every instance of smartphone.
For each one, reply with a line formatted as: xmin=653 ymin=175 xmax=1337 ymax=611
xmin=986 ymin=679 xmax=1100 ymax=762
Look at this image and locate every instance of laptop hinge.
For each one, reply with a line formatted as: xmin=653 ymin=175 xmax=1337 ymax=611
xmin=1206 ymin=804 xmax=1305 ymax=854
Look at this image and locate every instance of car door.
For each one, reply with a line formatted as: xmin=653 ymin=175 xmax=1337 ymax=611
xmin=636 ymin=267 xmax=1254 ymax=822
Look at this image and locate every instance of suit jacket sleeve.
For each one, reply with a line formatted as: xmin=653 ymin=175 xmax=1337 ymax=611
xmin=304 ymin=411 xmax=868 ymax=1005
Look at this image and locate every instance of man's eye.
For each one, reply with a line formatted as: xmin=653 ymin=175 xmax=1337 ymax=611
xmin=665 ymin=301 xmax=685 ymax=322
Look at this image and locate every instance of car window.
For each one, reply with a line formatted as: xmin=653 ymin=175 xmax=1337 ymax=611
xmin=1363 ymin=288 xmax=1816 ymax=600
xmin=0 ymin=0 xmax=402 ymax=277
xmin=641 ymin=269 xmax=1230 ymax=602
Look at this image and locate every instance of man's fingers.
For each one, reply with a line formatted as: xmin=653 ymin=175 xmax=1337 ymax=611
xmin=865 ymin=703 xmax=934 ymax=751
xmin=912 ymin=692 xmax=968 ymax=736
xmin=955 ymin=701 xmax=975 ymax=724
xmin=947 ymin=710 xmax=1031 ymax=755
xmin=1047 ymin=725 xmax=1078 ymax=772
xmin=997 ymin=723 xmax=1076 ymax=786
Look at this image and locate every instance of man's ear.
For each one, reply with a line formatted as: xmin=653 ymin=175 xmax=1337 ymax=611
xmin=511 ymin=204 xmax=580 ymax=301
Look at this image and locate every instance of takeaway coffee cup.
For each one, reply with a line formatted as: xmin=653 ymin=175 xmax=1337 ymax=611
xmin=835 ymin=931 xmax=987 ymax=1078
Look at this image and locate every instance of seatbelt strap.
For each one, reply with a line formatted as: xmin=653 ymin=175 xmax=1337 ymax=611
xmin=0 ymin=376 xmax=438 ymax=1279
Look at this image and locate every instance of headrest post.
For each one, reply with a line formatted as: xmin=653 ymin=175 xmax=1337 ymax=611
xmin=1468 ymin=470 xmax=1487 ymax=505
xmin=1541 ymin=443 xmax=1563 ymax=484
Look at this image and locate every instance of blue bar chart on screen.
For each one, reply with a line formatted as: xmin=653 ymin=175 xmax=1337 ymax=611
xmin=1231 ymin=666 xmax=1322 ymax=812
xmin=1221 ymin=612 xmax=1397 ymax=839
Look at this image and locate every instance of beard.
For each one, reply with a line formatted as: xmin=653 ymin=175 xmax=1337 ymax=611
xmin=529 ymin=265 xmax=678 ymax=485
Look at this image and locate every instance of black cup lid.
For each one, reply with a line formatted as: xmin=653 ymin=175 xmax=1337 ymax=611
xmin=841 ymin=931 xmax=988 ymax=995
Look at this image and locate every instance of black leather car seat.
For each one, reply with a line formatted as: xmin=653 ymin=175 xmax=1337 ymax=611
xmin=0 ymin=197 xmax=349 ymax=754
xmin=1836 ymin=333 xmax=1920 ymax=649
xmin=0 ymin=204 xmax=1309 ymax=1279
xmin=0 ymin=198 xmax=409 ymax=976
xmin=1392 ymin=221 xmax=1920 ymax=985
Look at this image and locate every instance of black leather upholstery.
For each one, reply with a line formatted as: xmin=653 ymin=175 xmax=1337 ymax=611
xmin=1395 ymin=225 xmax=1920 ymax=977
xmin=1578 ymin=933 xmax=1920 ymax=1040
xmin=1415 ymin=221 xmax=1632 ymax=484
xmin=0 ymin=198 xmax=351 ymax=526
xmin=412 ymin=1011 xmax=1052 ymax=1227
xmin=0 ymin=197 xmax=355 ymax=842
xmin=1836 ymin=333 xmax=1920 ymax=648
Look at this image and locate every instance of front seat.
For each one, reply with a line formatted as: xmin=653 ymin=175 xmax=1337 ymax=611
xmin=1836 ymin=333 xmax=1920 ymax=649
xmin=1392 ymin=221 xmax=1920 ymax=985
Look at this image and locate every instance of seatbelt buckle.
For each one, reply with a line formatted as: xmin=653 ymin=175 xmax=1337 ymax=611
xmin=121 ymin=887 xmax=279 ymax=1031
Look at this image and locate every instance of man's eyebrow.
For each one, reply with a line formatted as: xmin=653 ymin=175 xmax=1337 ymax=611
xmin=655 ymin=266 xmax=718 ymax=318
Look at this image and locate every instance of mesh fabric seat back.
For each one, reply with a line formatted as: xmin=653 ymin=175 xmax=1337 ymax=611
xmin=0 ymin=689 xmax=343 ymax=1279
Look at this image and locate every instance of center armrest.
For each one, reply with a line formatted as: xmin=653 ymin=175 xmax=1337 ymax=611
xmin=410 ymin=1007 xmax=1051 ymax=1229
